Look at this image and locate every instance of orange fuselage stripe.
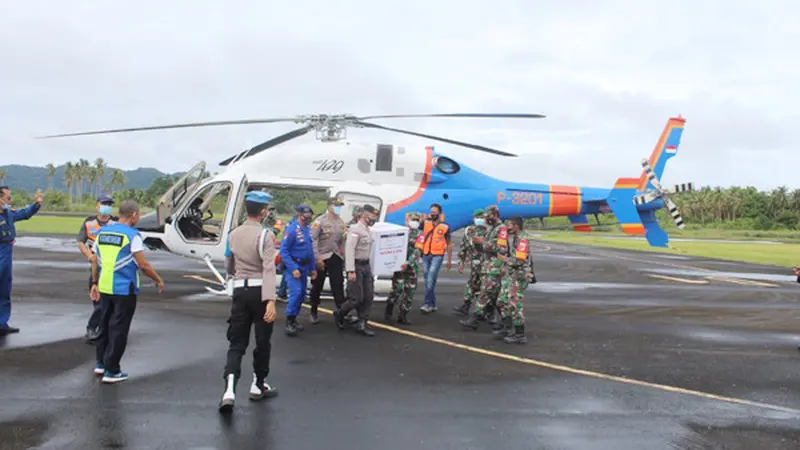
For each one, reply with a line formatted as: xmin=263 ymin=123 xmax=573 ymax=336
xmin=387 ymin=146 xmax=433 ymax=214
xmin=548 ymin=185 xmax=581 ymax=217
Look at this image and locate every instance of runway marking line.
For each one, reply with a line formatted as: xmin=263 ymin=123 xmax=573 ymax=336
xmin=647 ymin=274 xmax=709 ymax=284
xmin=183 ymin=274 xmax=223 ymax=285
xmin=182 ymin=267 xmax=799 ymax=414
xmin=707 ymin=276 xmax=779 ymax=288
xmin=305 ymin=303 xmax=800 ymax=415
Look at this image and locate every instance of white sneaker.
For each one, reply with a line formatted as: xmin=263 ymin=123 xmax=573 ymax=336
xmin=248 ymin=373 xmax=278 ymax=400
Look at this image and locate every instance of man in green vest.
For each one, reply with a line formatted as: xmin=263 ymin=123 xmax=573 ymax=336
xmin=89 ymin=200 xmax=165 ymax=384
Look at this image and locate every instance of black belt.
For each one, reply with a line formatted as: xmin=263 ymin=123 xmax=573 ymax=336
xmin=355 ymin=259 xmax=369 ymax=265
xmin=291 ymin=257 xmax=309 ymax=265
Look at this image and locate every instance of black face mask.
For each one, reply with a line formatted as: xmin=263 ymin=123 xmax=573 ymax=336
xmin=365 ymin=217 xmax=376 ymax=226
xmin=429 ymin=213 xmax=439 ymax=220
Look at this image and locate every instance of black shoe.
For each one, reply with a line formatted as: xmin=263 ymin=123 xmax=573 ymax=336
xmin=492 ymin=318 xmax=513 ymax=339
xmin=285 ymin=318 xmax=298 ymax=337
xmin=460 ymin=314 xmax=481 ymax=331
xmin=503 ymin=325 xmax=528 ymax=344
xmin=452 ymin=302 xmax=470 ymax=316
xmin=356 ymin=319 xmax=375 ymax=337
xmin=310 ymin=306 xmax=320 ymax=325
xmin=0 ymin=326 xmax=19 ymax=336
xmin=397 ymin=310 xmax=412 ymax=325
xmin=384 ymin=302 xmax=394 ymax=322
xmin=333 ymin=310 xmax=345 ymax=330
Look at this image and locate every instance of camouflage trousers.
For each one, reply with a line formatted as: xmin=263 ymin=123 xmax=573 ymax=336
xmin=387 ymin=268 xmax=417 ymax=313
xmin=462 ymin=262 xmax=482 ymax=305
xmin=473 ymin=272 xmax=502 ymax=316
xmin=498 ymin=276 xmax=529 ymax=326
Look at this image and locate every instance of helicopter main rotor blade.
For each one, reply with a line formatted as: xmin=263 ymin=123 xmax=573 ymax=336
xmin=218 ymin=125 xmax=313 ymax=166
xmin=358 ymin=113 xmax=546 ymax=120
xmin=355 ymin=121 xmax=518 ymax=157
xmin=36 ymin=117 xmax=300 ymax=139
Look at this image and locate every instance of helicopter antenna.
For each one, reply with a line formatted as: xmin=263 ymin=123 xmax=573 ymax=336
xmin=36 ymin=112 xmax=546 ymax=164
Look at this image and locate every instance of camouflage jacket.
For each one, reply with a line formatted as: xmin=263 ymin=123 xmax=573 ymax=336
xmin=403 ymin=228 xmax=422 ymax=274
xmin=482 ymin=221 xmax=509 ymax=276
xmin=505 ymin=231 xmax=535 ymax=282
xmin=458 ymin=225 xmax=487 ymax=267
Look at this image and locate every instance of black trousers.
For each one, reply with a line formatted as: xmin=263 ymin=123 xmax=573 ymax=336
xmin=95 ymin=293 xmax=137 ymax=373
xmin=87 ymin=272 xmax=102 ymax=331
xmin=309 ymin=253 xmax=345 ymax=308
xmin=339 ymin=262 xmax=374 ymax=320
xmin=224 ymin=286 xmax=274 ymax=383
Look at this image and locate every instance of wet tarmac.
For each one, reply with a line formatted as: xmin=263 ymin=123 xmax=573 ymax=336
xmin=3 ymin=236 xmax=800 ymax=449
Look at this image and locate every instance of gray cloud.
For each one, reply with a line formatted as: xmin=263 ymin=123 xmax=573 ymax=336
xmin=0 ymin=0 xmax=796 ymax=191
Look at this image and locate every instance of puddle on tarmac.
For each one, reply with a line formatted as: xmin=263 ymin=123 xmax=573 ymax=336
xmin=682 ymin=328 xmax=800 ymax=346
xmin=14 ymin=236 xmax=77 ymax=253
xmin=532 ymin=282 xmax=642 ymax=293
xmin=641 ymin=268 xmax=795 ymax=283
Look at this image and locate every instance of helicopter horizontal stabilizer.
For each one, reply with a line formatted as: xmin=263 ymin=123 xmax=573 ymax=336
xmin=567 ymin=214 xmax=593 ymax=232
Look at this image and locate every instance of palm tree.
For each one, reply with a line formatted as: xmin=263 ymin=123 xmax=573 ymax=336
xmin=45 ymin=163 xmax=56 ymax=191
xmin=94 ymin=158 xmax=106 ymax=196
xmin=110 ymin=169 xmax=126 ymax=191
xmin=64 ymin=162 xmax=74 ymax=203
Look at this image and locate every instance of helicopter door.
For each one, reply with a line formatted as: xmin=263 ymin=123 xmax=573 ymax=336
xmin=156 ymin=161 xmax=207 ymax=227
xmin=166 ymin=173 xmax=248 ymax=262
xmin=333 ymin=191 xmax=384 ymax=223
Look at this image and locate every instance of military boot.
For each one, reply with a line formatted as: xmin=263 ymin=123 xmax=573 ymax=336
xmin=356 ymin=319 xmax=375 ymax=337
xmin=503 ymin=325 xmax=528 ymax=344
xmin=285 ymin=316 xmax=299 ymax=337
xmin=460 ymin=312 xmax=482 ymax=331
xmin=310 ymin=305 xmax=320 ymax=325
xmin=397 ymin=308 xmax=412 ymax=325
xmin=384 ymin=301 xmax=394 ymax=322
xmin=452 ymin=301 xmax=470 ymax=316
xmin=492 ymin=317 xmax=513 ymax=339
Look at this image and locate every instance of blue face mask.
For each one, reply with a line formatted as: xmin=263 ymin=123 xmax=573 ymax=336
xmin=333 ymin=206 xmax=342 ymax=215
xmin=2 ymin=204 xmax=9 ymax=211
xmin=99 ymin=205 xmax=113 ymax=216
xmin=474 ymin=218 xmax=485 ymax=227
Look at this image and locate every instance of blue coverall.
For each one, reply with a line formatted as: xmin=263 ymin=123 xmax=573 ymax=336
xmin=0 ymin=202 xmax=41 ymax=329
xmin=277 ymin=217 xmax=296 ymax=298
xmin=279 ymin=219 xmax=315 ymax=318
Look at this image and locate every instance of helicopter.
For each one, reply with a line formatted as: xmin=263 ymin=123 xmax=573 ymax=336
xmin=38 ymin=113 xmax=692 ymax=297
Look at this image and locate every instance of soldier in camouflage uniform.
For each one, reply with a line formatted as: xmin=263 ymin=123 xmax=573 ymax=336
xmin=453 ymin=209 xmax=487 ymax=316
xmin=460 ymin=205 xmax=508 ymax=331
xmin=384 ymin=212 xmax=423 ymax=325
xmin=496 ymin=216 xmax=536 ymax=344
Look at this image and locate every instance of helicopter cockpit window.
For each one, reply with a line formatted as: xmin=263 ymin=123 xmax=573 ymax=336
xmin=376 ymin=144 xmax=393 ymax=172
xmin=177 ymin=181 xmax=233 ymax=243
xmin=434 ymin=156 xmax=460 ymax=175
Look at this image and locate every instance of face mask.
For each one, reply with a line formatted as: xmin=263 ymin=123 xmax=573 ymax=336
xmin=473 ymin=218 xmax=485 ymax=227
xmin=366 ymin=217 xmax=376 ymax=226
xmin=2 ymin=204 xmax=8 ymax=211
xmin=429 ymin=213 xmax=439 ymax=220
xmin=408 ymin=220 xmax=420 ymax=229
xmin=333 ymin=206 xmax=342 ymax=215
xmin=99 ymin=205 xmax=113 ymax=216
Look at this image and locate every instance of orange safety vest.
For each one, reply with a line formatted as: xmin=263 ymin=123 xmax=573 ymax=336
xmin=515 ymin=238 xmax=530 ymax=260
xmin=421 ymin=219 xmax=450 ymax=256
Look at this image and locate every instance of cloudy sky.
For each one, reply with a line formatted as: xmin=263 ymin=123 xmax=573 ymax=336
xmin=1 ymin=0 xmax=796 ymax=190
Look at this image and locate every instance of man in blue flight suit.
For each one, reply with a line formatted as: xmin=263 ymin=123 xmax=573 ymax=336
xmin=277 ymin=214 xmax=297 ymax=299
xmin=0 ymin=186 xmax=42 ymax=336
xmin=279 ymin=204 xmax=317 ymax=336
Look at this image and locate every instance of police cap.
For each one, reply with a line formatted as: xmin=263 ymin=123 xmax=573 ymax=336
xmin=296 ymin=204 xmax=314 ymax=214
xmin=97 ymin=194 xmax=115 ymax=204
xmin=244 ymin=191 xmax=273 ymax=205
xmin=362 ymin=204 xmax=378 ymax=215
xmin=328 ymin=197 xmax=344 ymax=206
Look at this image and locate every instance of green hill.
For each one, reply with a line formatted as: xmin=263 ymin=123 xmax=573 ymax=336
xmin=0 ymin=164 xmax=175 ymax=192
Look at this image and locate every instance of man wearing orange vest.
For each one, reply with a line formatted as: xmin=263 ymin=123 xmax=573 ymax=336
xmin=77 ymin=194 xmax=118 ymax=343
xmin=496 ymin=216 xmax=536 ymax=344
xmin=419 ymin=203 xmax=452 ymax=313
